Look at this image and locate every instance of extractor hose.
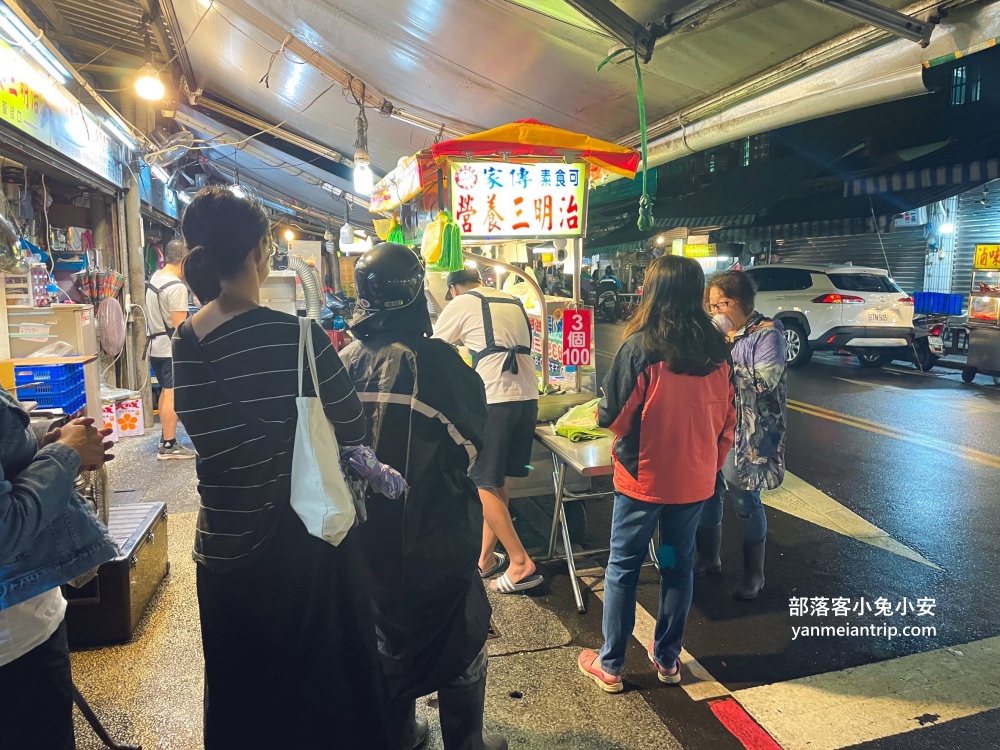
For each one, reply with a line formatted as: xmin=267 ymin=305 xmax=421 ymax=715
xmin=288 ymin=254 xmax=322 ymax=320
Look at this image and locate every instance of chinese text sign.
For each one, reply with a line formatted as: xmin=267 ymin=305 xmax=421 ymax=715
xmin=974 ymin=244 xmax=1000 ymax=270
xmin=449 ymin=161 xmax=587 ymax=239
xmin=562 ymin=309 xmax=592 ymax=367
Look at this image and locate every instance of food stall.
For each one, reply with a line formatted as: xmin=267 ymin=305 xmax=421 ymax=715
xmin=963 ymin=243 xmax=1000 ymax=385
xmin=369 ymin=120 xmax=640 ymax=498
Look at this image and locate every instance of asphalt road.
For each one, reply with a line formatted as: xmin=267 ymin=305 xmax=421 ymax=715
xmin=523 ymin=321 xmax=1000 ymax=750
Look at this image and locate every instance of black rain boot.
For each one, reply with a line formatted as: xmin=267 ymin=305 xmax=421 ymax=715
xmin=403 ymin=715 xmax=430 ymax=750
xmin=693 ymin=526 xmax=723 ymax=578
xmin=732 ymin=540 xmax=766 ymax=600
xmin=437 ymin=676 xmax=507 ymax=750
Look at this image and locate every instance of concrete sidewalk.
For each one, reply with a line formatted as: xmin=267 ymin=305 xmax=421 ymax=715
xmin=71 ymin=428 xmax=680 ymax=750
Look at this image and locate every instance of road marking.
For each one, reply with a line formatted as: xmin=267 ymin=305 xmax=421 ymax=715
xmin=763 ymin=474 xmax=941 ymax=570
xmin=788 ymin=399 xmax=1000 ymax=469
xmin=733 ymin=636 xmax=1000 ymax=750
xmin=710 ymin=698 xmax=783 ymax=750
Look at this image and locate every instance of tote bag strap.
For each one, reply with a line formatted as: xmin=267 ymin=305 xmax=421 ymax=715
xmin=297 ymin=317 xmax=323 ymax=398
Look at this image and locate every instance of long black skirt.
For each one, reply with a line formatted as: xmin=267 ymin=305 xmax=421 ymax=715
xmin=197 ymin=509 xmax=391 ymax=749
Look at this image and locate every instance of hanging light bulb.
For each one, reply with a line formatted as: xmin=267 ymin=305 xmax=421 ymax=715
xmin=352 ymin=91 xmax=373 ymax=197
xmin=134 ymin=26 xmax=164 ymax=101
xmin=135 ymin=63 xmax=165 ymax=101
xmin=284 ymin=229 xmax=295 ymax=242
xmin=353 ymin=151 xmax=373 ymax=197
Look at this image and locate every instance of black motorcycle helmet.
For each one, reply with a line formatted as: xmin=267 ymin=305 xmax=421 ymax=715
xmin=352 ymin=242 xmax=425 ymax=327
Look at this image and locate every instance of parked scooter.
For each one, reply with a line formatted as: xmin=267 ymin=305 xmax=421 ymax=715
xmin=860 ymin=315 xmax=948 ymax=371
xmin=595 ymin=278 xmax=620 ymax=323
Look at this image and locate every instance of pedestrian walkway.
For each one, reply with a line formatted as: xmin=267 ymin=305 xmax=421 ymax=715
xmin=71 ymin=421 xmax=1000 ymax=750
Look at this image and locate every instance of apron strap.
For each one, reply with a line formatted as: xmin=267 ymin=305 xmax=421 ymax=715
xmin=465 ymin=290 xmax=532 ymax=375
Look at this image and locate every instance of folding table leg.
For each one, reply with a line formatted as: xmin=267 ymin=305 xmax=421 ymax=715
xmin=546 ymin=456 xmax=567 ymax=560
xmin=560 ymin=504 xmax=586 ymax=613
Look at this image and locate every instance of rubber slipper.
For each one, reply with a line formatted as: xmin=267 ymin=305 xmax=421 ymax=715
xmin=479 ymin=551 xmax=508 ymax=579
xmin=491 ymin=571 xmax=543 ymax=594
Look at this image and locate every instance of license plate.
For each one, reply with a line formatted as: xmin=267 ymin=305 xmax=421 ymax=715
xmin=929 ymin=336 xmax=945 ymax=354
xmin=868 ymin=312 xmax=890 ymax=323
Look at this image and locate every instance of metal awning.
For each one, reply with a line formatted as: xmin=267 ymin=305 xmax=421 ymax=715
xmin=713 ymin=214 xmax=898 ymax=242
xmin=844 ymin=157 xmax=1000 ymax=196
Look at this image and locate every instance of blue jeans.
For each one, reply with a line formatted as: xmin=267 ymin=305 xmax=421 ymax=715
xmin=599 ymin=494 xmax=705 ymax=676
xmin=699 ymin=472 xmax=767 ymax=545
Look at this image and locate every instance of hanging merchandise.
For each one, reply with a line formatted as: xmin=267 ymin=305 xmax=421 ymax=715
xmin=144 ymin=238 xmax=163 ymax=276
xmin=387 ymin=214 xmax=406 ymax=244
xmin=428 ymin=210 xmax=464 ymax=272
xmin=598 ymin=50 xmax=653 ymax=231
xmin=421 ymin=210 xmax=448 ymax=264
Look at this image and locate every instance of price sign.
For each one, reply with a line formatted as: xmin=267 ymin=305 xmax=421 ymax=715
xmin=562 ymin=309 xmax=592 ymax=367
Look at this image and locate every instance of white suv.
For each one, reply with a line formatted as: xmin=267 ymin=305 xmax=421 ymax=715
xmin=742 ymin=264 xmax=915 ymax=368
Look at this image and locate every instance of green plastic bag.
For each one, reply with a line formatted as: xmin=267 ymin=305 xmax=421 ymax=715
xmin=555 ymin=398 xmax=606 ymax=442
xmin=429 ymin=210 xmax=464 ymax=273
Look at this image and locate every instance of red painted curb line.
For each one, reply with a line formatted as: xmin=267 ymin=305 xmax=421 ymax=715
xmin=710 ymin=697 xmax=784 ymax=750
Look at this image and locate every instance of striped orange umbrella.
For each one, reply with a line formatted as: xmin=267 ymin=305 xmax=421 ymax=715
xmin=431 ymin=119 xmax=640 ymax=179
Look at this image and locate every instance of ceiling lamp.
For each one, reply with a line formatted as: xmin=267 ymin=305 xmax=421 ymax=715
xmin=284 ymin=229 xmax=295 ymax=242
xmin=352 ymin=85 xmax=373 ymax=197
xmin=135 ymin=24 xmax=164 ymax=101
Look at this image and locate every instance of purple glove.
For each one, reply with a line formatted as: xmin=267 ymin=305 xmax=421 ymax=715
xmin=340 ymin=445 xmax=407 ymax=499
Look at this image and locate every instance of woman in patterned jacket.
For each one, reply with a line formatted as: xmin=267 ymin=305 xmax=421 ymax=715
xmin=697 ymin=270 xmax=788 ymax=600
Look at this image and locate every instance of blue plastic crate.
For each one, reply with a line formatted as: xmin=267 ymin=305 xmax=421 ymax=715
xmin=27 ymin=389 xmax=86 ymax=414
xmin=14 ymin=369 xmax=84 ymax=395
xmin=14 ymin=363 xmax=84 ymax=385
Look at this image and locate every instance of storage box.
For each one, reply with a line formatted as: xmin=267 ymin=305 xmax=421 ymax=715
xmin=63 ymin=502 xmax=169 ymax=647
xmin=115 ymin=398 xmax=144 ymax=437
xmin=101 ymin=402 xmax=119 ymax=444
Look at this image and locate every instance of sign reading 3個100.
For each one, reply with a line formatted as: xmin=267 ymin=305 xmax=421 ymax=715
xmin=449 ymin=161 xmax=588 ymax=240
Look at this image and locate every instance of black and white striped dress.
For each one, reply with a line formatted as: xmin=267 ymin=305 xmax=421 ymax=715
xmin=172 ymin=307 xmax=391 ymax=749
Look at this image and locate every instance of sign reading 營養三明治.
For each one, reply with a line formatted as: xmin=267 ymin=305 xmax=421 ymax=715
xmin=449 ymin=161 xmax=587 ymax=240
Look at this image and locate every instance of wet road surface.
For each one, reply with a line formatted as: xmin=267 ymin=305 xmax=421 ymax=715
xmin=522 ymin=322 xmax=1000 ymax=750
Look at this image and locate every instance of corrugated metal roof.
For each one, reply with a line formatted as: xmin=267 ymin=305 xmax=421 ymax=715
xmin=31 ymin=0 xmax=174 ymax=63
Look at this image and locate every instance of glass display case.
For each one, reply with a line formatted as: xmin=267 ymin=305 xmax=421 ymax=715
xmin=964 ymin=253 xmax=1000 ymax=382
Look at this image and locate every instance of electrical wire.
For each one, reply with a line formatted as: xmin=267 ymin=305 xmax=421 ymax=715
xmin=76 ymin=18 xmax=146 ymax=72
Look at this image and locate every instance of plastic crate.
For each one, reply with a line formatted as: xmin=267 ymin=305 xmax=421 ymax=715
xmin=913 ymin=292 xmax=964 ymax=316
xmin=14 ymin=363 xmax=84 ymax=385
xmin=27 ymin=389 xmax=86 ymax=414
xmin=15 ymin=369 xmax=84 ymax=396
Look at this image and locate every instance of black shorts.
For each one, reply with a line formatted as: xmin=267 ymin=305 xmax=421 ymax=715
xmin=150 ymin=356 xmax=174 ymax=390
xmin=469 ymin=399 xmax=539 ymax=490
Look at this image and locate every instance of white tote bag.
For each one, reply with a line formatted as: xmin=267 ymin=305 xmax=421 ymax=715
xmin=289 ymin=317 xmax=357 ymax=546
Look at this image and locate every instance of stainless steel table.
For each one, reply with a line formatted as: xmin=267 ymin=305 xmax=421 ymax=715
xmin=535 ymin=426 xmax=656 ymax=613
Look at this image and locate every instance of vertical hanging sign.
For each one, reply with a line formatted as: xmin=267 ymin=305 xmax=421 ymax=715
xmin=562 ymin=309 xmax=592 ymax=366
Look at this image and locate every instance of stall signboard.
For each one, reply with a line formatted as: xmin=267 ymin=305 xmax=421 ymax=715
xmin=0 ymin=39 xmax=124 ymax=187
xmin=138 ymin=165 xmax=180 ymax=221
xmin=683 ymin=244 xmax=717 ymax=258
xmin=974 ymin=244 xmax=1000 ymax=270
xmin=449 ymin=160 xmax=587 ymax=239
xmin=563 ymin=309 xmax=592 ymax=367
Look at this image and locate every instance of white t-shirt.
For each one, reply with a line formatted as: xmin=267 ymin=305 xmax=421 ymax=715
xmin=145 ymin=269 xmax=188 ymax=359
xmin=0 ymin=588 xmax=66 ymax=666
xmin=433 ymin=287 xmax=539 ymax=405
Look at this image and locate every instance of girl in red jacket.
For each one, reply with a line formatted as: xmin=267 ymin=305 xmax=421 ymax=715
xmin=579 ymin=255 xmax=736 ymax=692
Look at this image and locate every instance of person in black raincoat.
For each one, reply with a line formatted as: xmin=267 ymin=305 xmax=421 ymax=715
xmin=339 ymin=243 xmax=506 ymax=750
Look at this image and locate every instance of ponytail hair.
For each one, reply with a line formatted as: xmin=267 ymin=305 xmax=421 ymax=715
xmin=180 ymin=186 xmax=270 ymax=303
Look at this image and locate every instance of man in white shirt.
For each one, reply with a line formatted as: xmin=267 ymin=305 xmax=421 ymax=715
xmin=433 ymin=269 xmax=542 ymax=593
xmin=146 ymin=239 xmax=195 ymax=460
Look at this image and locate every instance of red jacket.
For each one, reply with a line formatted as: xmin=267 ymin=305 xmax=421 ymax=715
xmin=599 ymin=334 xmax=736 ymax=505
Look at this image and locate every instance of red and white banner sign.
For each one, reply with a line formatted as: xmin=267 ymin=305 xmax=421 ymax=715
xmin=562 ymin=309 xmax=592 ymax=367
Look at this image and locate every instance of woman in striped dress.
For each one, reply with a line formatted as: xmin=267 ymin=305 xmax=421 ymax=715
xmin=172 ymin=187 xmax=391 ymax=748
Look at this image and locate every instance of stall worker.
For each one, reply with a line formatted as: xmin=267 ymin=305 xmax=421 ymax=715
xmin=433 ymin=267 xmax=543 ymax=594
xmin=0 ymin=395 xmax=117 ymax=750
xmin=341 ymin=243 xmax=507 ymax=750
xmin=145 ymin=238 xmax=195 ymax=460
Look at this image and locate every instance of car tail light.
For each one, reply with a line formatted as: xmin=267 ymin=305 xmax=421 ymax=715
xmin=929 ymin=324 xmax=945 ymax=336
xmin=898 ymin=297 xmax=915 ymax=305
xmin=812 ymin=294 xmax=865 ymax=304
